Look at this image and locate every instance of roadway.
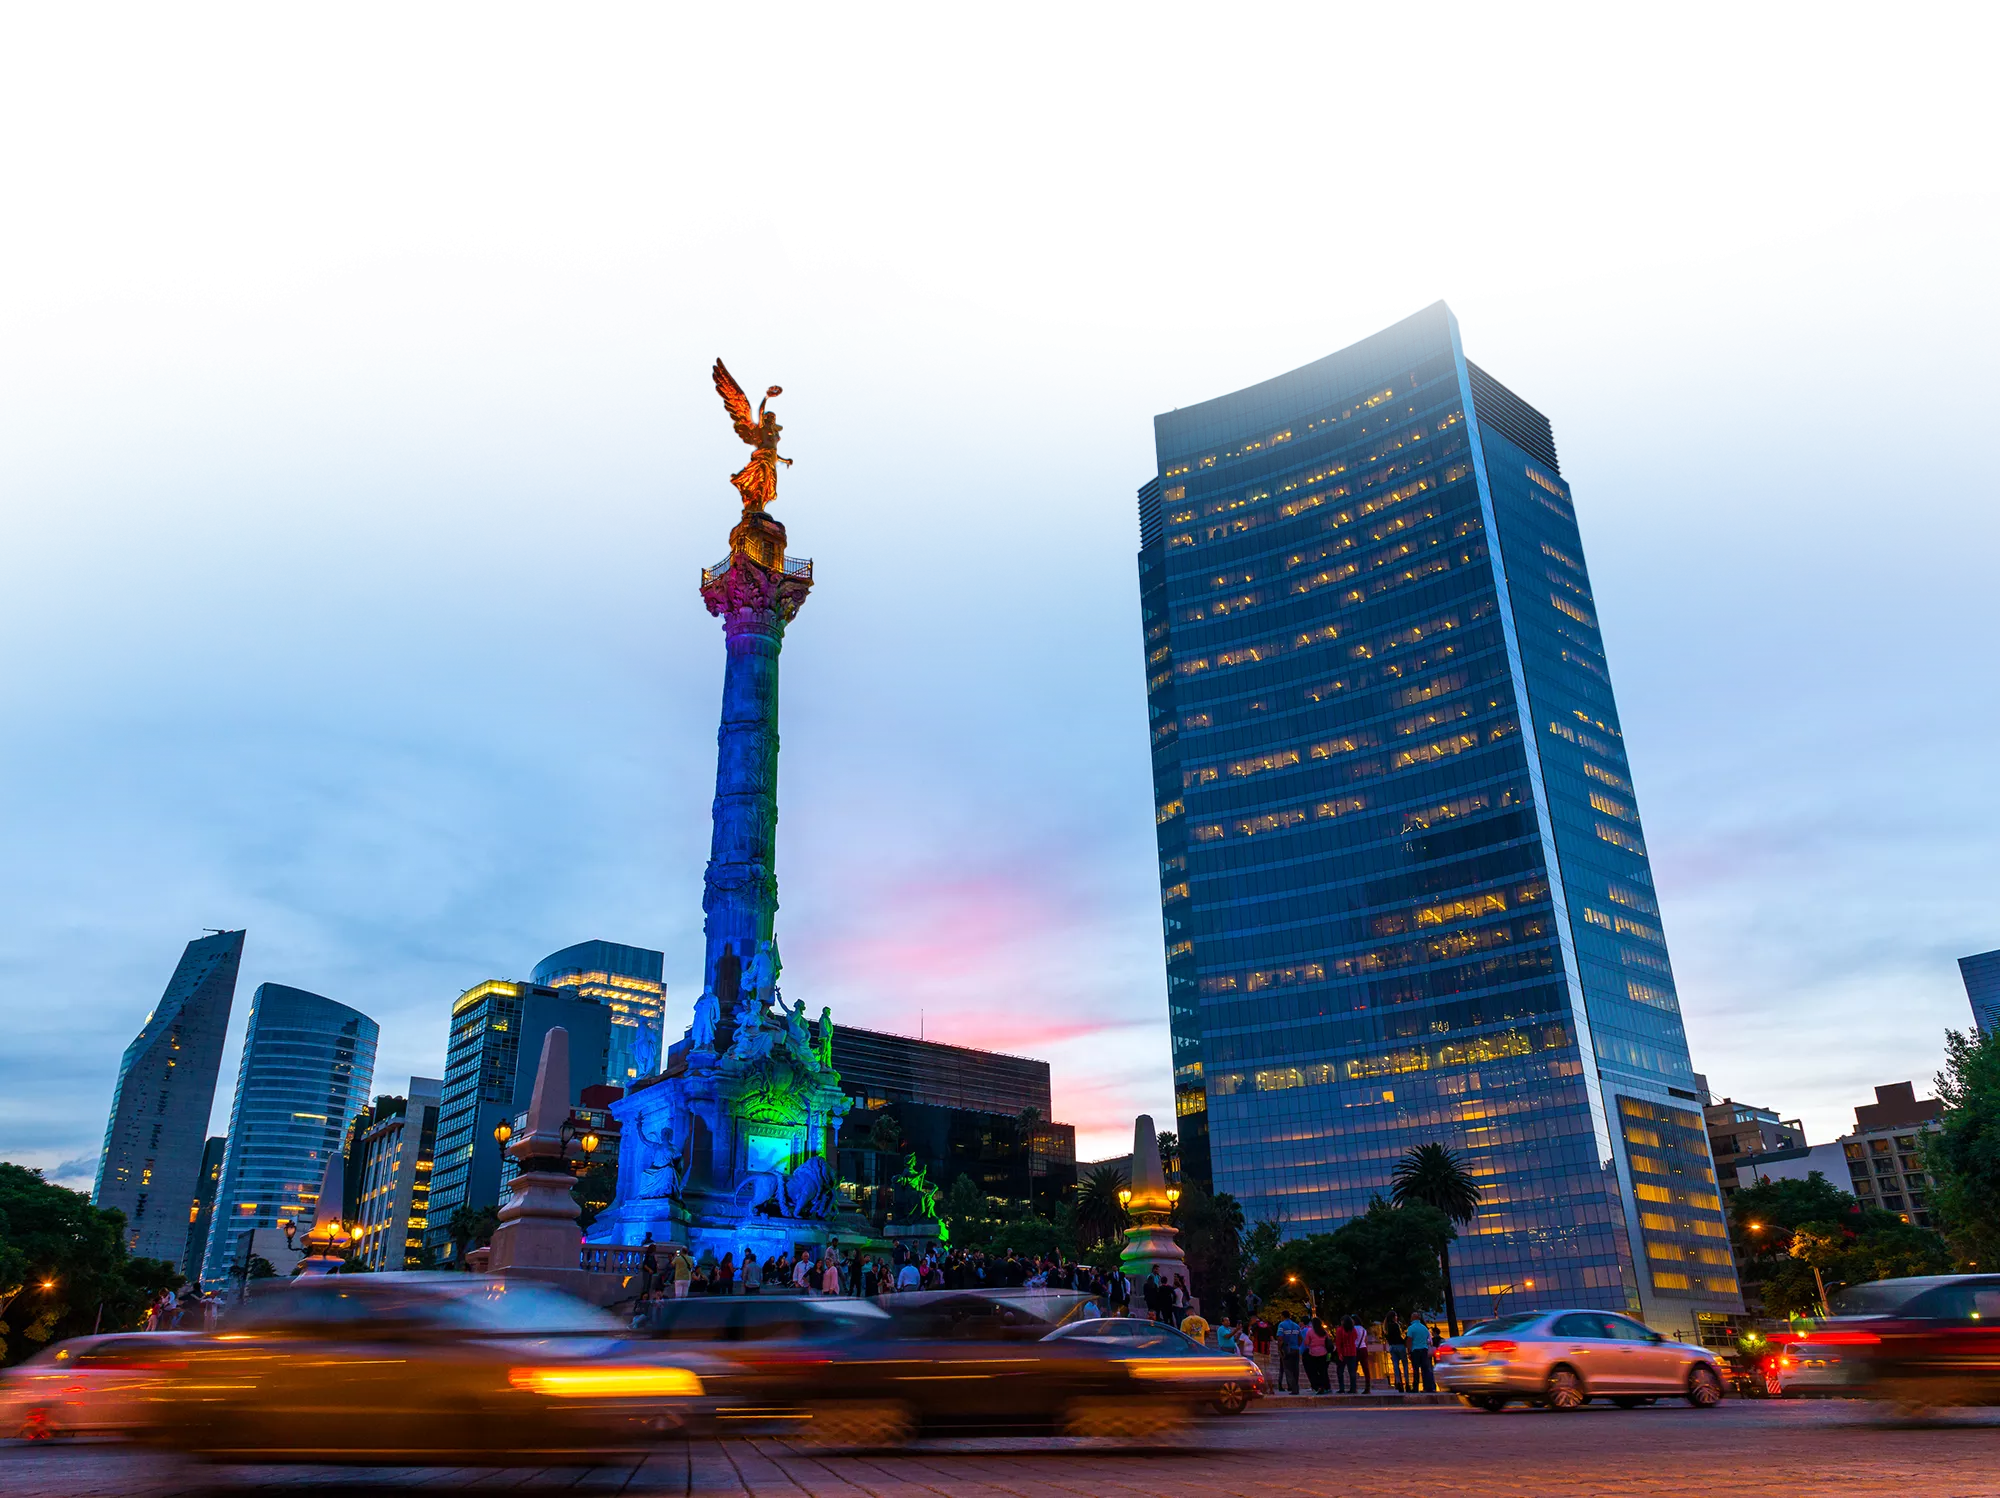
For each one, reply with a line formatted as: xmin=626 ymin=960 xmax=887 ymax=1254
xmin=4 ymin=1399 xmax=1995 ymax=1497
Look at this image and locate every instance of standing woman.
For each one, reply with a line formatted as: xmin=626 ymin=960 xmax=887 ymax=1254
xmin=1301 ymin=1317 xmax=1332 ymax=1395
xmin=717 ymin=1251 xmax=736 ymax=1295
xmin=821 ymin=1253 xmax=840 ymax=1297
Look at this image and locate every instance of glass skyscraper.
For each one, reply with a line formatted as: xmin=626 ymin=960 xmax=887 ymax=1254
xmin=532 ymin=940 xmax=667 ymax=1087
xmin=1959 ymin=948 xmax=2000 ymax=1034
xmin=95 ymin=929 xmax=243 ymax=1270
xmin=1138 ymin=303 xmax=1738 ymax=1330
xmin=201 ymin=983 xmax=378 ymax=1285
xmin=423 ymin=975 xmax=612 ymax=1264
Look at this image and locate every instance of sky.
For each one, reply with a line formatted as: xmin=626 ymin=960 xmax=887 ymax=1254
xmin=2 ymin=7 xmax=1996 ymax=1182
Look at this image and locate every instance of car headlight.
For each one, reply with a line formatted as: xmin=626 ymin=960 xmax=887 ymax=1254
xmin=509 ymin=1365 xmax=704 ymax=1397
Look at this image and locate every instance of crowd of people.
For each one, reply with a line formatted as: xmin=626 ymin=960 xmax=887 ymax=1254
xmin=623 ymin=1234 xmax=1449 ymax=1397
xmin=1246 ymin=1309 xmax=1444 ymax=1394
xmin=627 ymin=1235 xmax=1213 ymax=1319
xmin=141 ymin=1284 xmax=221 ymax=1331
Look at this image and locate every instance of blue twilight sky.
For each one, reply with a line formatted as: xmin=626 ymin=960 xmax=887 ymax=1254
xmin=2 ymin=8 xmax=1995 ymax=1178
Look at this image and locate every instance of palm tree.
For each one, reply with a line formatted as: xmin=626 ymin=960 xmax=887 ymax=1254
xmin=1390 ymin=1142 xmax=1482 ymax=1335
xmin=1074 ymin=1163 xmax=1130 ymax=1249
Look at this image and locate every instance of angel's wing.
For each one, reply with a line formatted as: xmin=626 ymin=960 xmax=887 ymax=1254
xmin=712 ymin=359 xmax=759 ymax=444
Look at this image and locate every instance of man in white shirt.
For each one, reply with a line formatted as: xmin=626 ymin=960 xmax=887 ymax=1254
xmin=896 ymin=1259 xmax=921 ymax=1292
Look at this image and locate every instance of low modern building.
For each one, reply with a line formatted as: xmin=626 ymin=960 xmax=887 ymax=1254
xmin=831 ymin=1027 xmax=1078 ymax=1224
xmin=532 ymin=940 xmax=668 ymax=1089
xmin=1840 ymin=1081 xmax=1942 ymax=1226
xmin=1699 ymin=1084 xmax=1807 ymax=1199
xmin=1960 ymin=948 xmax=2000 ymax=1034
xmin=200 ymin=983 xmax=379 ymax=1285
xmin=1730 ymin=1141 xmax=1850 ymax=1194
xmin=352 ymin=1078 xmax=442 ymax=1271
xmin=424 ymin=977 xmax=613 ymax=1265
xmin=95 ymin=930 xmax=244 ymax=1270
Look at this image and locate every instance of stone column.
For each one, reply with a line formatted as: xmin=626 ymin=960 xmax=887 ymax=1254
xmin=698 ymin=510 xmax=811 ymax=1040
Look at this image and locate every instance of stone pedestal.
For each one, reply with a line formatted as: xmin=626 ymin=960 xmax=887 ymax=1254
xmin=487 ymin=1028 xmax=587 ymax=1274
xmin=1119 ymin=1113 xmax=1188 ymax=1283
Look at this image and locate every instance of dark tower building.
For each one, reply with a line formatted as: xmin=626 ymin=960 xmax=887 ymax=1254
xmin=94 ymin=929 xmax=244 ymax=1270
xmin=1137 ymin=304 xmax=1737 ymax=1330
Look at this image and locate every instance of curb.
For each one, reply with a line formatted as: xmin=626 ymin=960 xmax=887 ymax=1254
xmin=1260 ymin=1394 xmax=1462 ymax=1408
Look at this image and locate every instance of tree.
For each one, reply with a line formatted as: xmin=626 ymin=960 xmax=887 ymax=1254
xmin=1327 ymin=1198 xmax=1452 ymax=1324
xmin=1073 ymin=1163 xmax=1129 ymax=1249
xmin=1174 ymin=1186 xmax=1244 ymax=1303
xmin=1390 ymin=1143 xmax=1480 ymax=1334
xmin=0 ymin=1163 xmax=180 ymax=1365
xmin=942 ymin=1173 xmax=989 ymax=1242
xmin=571 ymin=1162 xmax=618 ymax=1231
xmin=1156 ymin=1131 xmax=1180 ymax=1183
xmin=1729 ymin=1171 xmax=1949 ymax=1317
xmin=447 ymin=1204 xmax=500 ymax=1267
xmin=1924 ymin=1026 xmax=2000 ymax=1270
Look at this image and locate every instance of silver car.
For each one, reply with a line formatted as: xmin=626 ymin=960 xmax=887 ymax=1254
xmin=1436 ymin=1308 xmax=1727 ymax=1411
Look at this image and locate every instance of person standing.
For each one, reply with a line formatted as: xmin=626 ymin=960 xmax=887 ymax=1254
xmin=1275 ymin=1312 xmax=1303 ymax=1395
xmin=1384 ymin=1312 xmax=1410 ymax=1391
xmin=717 ymin=1251 xmax=736 ymax=1295
xmin=639 ymin=1234 xmax=659 ymax=1296
xmin=672 ymin=1245 xmax=693 ymax=1299
xmin=1408 ymin=1314 xmax=1435 ymax=1392
xmin=896 ymin=1256 xmax=921 ymax=1292
xmin=1302 ymin=1317 xmax=1332 ymax=1394
xmin=1354 ymin=1317 xmax=1372 ymax=1393
xmin=1333 ymin=1316 xmax=1359 ymax=1394
xmin=742 ymin=1250 xmax=763 ymax=1294
xmin=1180 ymin=1307 xmax=1211 ymax=1346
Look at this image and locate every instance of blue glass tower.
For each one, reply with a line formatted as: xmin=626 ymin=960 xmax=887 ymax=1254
xmin=1960 ymin=949 xmax=2000 ymax=1034
xmin=532 ymin=939 xmax=667 ymax=1086
xmin=1139 ymin=304 xmax=1738 ymax=1330
xmin=201 ymin=983 xmax=378 ymax=1285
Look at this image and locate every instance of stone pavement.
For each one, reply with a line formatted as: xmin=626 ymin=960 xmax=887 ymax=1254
xmin=4 ymin=1401 xmax=1998 ymax=1498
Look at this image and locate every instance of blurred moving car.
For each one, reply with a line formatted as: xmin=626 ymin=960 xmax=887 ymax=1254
xmin=639 ymin=1290 xmax=1199 ymax=1442
xmin=1042 ymin=1317 xmax=1265 ymax=1415
xmin=1436 ymin=1309 xmax=1727 ymax=1411
xmin=1782 ymin=1275 xmax=2000 ymax=1409
xmin=2 ymin=1333 xmax=196 ymax=1440
xmin=0 ymin=1275 xmax=715 ymax=1462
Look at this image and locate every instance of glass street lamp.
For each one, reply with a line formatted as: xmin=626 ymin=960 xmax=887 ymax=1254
xmin=494 ymin=1120 xmax=514 ymax=1146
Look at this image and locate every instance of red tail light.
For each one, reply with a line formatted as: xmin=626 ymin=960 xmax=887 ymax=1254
xmin=1481 ymin=1340 xmax=1519 ymax=1355
xmin=1802 ymin=1331 xmax=1880 ymax=1345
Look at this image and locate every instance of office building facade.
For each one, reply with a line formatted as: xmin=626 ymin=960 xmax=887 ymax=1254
xmin=532 ymin=940 xmax=667 ymax=1087
xmin=831 ymin=1027 xmax=1079 ymax=1223
xmin=94 ymin=929 xmax=244 ymax=1269
xmin=1960 ymin=948 xmax=2000 ymax=1034
xmin=1138 ymin=303 xmax=1736 ymax=1328
xmin=352 ymin=1078 xmax=442 ymax=1271
xmin=200 ymin=984 xmax=378 ymax=1285
xmin=1840 ymin=1081 xmax=1943 ymax=1227
xmin=424 ymin=978 xmax=612 ymax=1264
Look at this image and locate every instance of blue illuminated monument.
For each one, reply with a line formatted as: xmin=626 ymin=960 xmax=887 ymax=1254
xmin=589 ymin=363 xmax=874 ymax=1257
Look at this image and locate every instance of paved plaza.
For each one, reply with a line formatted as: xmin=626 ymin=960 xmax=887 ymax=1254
xmin=5 ymin=1402 xmax=1997 ymax=1498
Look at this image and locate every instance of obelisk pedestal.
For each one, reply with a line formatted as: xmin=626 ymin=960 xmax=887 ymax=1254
xmin=1119 ymin=1113 xmax=1188 ymax=1284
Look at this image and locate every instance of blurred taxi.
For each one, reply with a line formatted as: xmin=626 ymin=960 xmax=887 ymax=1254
xmin=1436 ymin=1308 xmax=1726 ymax=1411
xmin=639 ymin=1290 xmax=1197 ymax=1442
xmin=2 ymin=1274 xmax=716 ymax=1462
xmin=1783 ymin=1274 xmax=2000 ymax=1408
xmin=1042 ymin=1317 xmax=1265 ymax=1415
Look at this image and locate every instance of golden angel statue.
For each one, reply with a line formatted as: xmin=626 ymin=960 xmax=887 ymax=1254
xmin=713 ymin=358 xmax=790 ymax=514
